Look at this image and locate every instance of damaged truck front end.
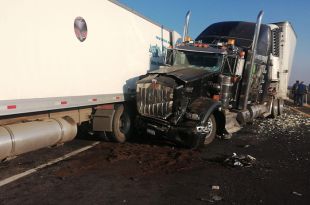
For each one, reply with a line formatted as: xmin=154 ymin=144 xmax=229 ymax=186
xmin=136 ymin=47 xmax=227 ymax=148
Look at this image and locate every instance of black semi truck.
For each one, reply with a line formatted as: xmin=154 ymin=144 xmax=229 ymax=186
xmin=134 ymin=11 xmax=296 ymax=148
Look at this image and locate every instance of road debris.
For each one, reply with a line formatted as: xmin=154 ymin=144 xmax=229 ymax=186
xmin=224 ymin=153 xmax=256 ymax=167
xmin=209 ymin=185 xmax=222 ymax=202
xmin=292 ymin=191 xmax=303 ymax=197
xmin=212 ymin=185 xmax=220 ymax=190
xmin=198 ymin=197 xmax=210 ymax=202
xmin=198 ymin=184 xmax=223 ymax=203
xmin=211 ymin=195 xmax=223 ymax=201
xmin=254 ymin=108 xmax=310 ymax=136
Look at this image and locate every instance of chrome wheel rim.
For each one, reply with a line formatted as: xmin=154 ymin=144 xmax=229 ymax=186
xmin=196 ymin=118 xmax=213 ymax=142
xmin=204 ymin=118 xmax=213 ymax=142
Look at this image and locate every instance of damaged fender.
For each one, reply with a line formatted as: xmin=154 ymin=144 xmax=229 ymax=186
xmin=187 ymin=97 xmax=226 ymax=135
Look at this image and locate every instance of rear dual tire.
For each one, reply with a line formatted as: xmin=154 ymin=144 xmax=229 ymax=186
xmin=271 ymin=98 xmax=284 ymax=118
xmin=278 ymin=98 xmax=284 ymax=116
xmin=271 ymin=99 xmax=279 ymax=118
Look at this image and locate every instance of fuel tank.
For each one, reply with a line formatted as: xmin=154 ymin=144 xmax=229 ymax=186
xmin=0 ymin=117 xmax=77 ymax=161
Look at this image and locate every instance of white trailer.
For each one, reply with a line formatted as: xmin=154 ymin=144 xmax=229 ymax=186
xmin=268 ymin=22 xmax=297 ymax=99
xmin=0 ymin=0 xmax=181 ymax=160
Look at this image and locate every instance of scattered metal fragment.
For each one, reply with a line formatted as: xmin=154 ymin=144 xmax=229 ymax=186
xmin=198 ymin=197 xmax=209 ymax=202
xmin=212 ymin=195 xmax=223 ymax=201
xmin=224 ymin=153 xmax=256 ymax=167
xmin=212 ymin=185 xmax=220 ymax=190
xmin=253 ymin=108 xmax=310 ymax=137
xmin=208 ymin=184 xmax=223 ymax=202
xmin=247 ymin=155 xmax=256 ymax=161
xmin=292 ymin=191 xmax=303 ymax=197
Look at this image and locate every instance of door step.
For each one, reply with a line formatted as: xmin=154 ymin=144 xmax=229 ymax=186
xmin=225 ymin=112 xmax=242 ymax=134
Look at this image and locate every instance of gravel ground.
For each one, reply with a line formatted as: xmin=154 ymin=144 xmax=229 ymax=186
xmin=0 ymin=106 xmax=309 ymax=205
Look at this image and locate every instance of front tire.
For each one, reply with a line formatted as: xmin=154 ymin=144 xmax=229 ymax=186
xmin=108 ymin=104 xmax=132 ymax=143
xmin=203 ymin=114 xmax=217 ymax=145
xmin=187 ymin=114 xmax=217 ymax=149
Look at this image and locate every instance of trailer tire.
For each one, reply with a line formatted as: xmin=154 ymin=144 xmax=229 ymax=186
xmin=108 ymin=104 xmax=132 ymax=143
xmin=278 ymin=98 xmax=284 ymax=116
xmin=271 ymin=99 xmax=278 ymax=118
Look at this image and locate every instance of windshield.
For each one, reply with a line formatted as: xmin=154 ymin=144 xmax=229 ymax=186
xmin=167 ymin=49 xmax=223 ymax=72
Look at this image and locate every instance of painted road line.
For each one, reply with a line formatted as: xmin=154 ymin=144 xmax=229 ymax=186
xmin=0 ymin=141 xmax=100 ymax=188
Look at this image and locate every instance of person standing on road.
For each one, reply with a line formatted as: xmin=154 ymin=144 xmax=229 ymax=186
xmin=292 ymin=80 xmax=299 ymax=105
xmin=297 ymin=81 xmax=307 ymax=106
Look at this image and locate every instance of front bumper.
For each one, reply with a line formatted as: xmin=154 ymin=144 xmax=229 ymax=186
xmin=136 ymin=115 xmax=170 ymax=136
xmin=135 ymin=115 xmax=198 ymax=144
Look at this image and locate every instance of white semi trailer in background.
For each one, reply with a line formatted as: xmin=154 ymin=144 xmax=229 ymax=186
xmin=0 ymin=0 xmax=181 ymax=160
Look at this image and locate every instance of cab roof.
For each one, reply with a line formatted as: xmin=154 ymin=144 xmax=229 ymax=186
xmin=196 ymin=21 xmax=271 ymax=56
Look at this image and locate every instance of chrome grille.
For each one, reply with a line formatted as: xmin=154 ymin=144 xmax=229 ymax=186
xmin=136 ymin=83 xmax=174 ymax=119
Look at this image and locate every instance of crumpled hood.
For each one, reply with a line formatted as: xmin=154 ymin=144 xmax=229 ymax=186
xmin=148 ymin=66 xmax=214 ymax=83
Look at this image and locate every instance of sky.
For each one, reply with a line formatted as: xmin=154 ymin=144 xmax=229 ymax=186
xmin=119 ymin=0 xmax=310 ymax=85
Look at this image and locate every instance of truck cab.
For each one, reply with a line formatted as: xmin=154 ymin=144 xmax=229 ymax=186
xmin=135 ymin=39 xmax=245 ymax=148
xmin=135 ymin=12 xmax=296 ymax=148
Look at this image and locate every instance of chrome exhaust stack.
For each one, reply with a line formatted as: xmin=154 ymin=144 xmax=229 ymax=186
xmin=182 ymin=10 xmax=191 ymax=42
xmin=241 ymin=10 xmax=264 ymax=110
xmin=0 ymin=117 xmax=77 ymax=161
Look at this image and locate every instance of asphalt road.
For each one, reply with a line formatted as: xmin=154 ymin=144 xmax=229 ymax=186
xmin=0 ymin=106 xmax=309 ymax=205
